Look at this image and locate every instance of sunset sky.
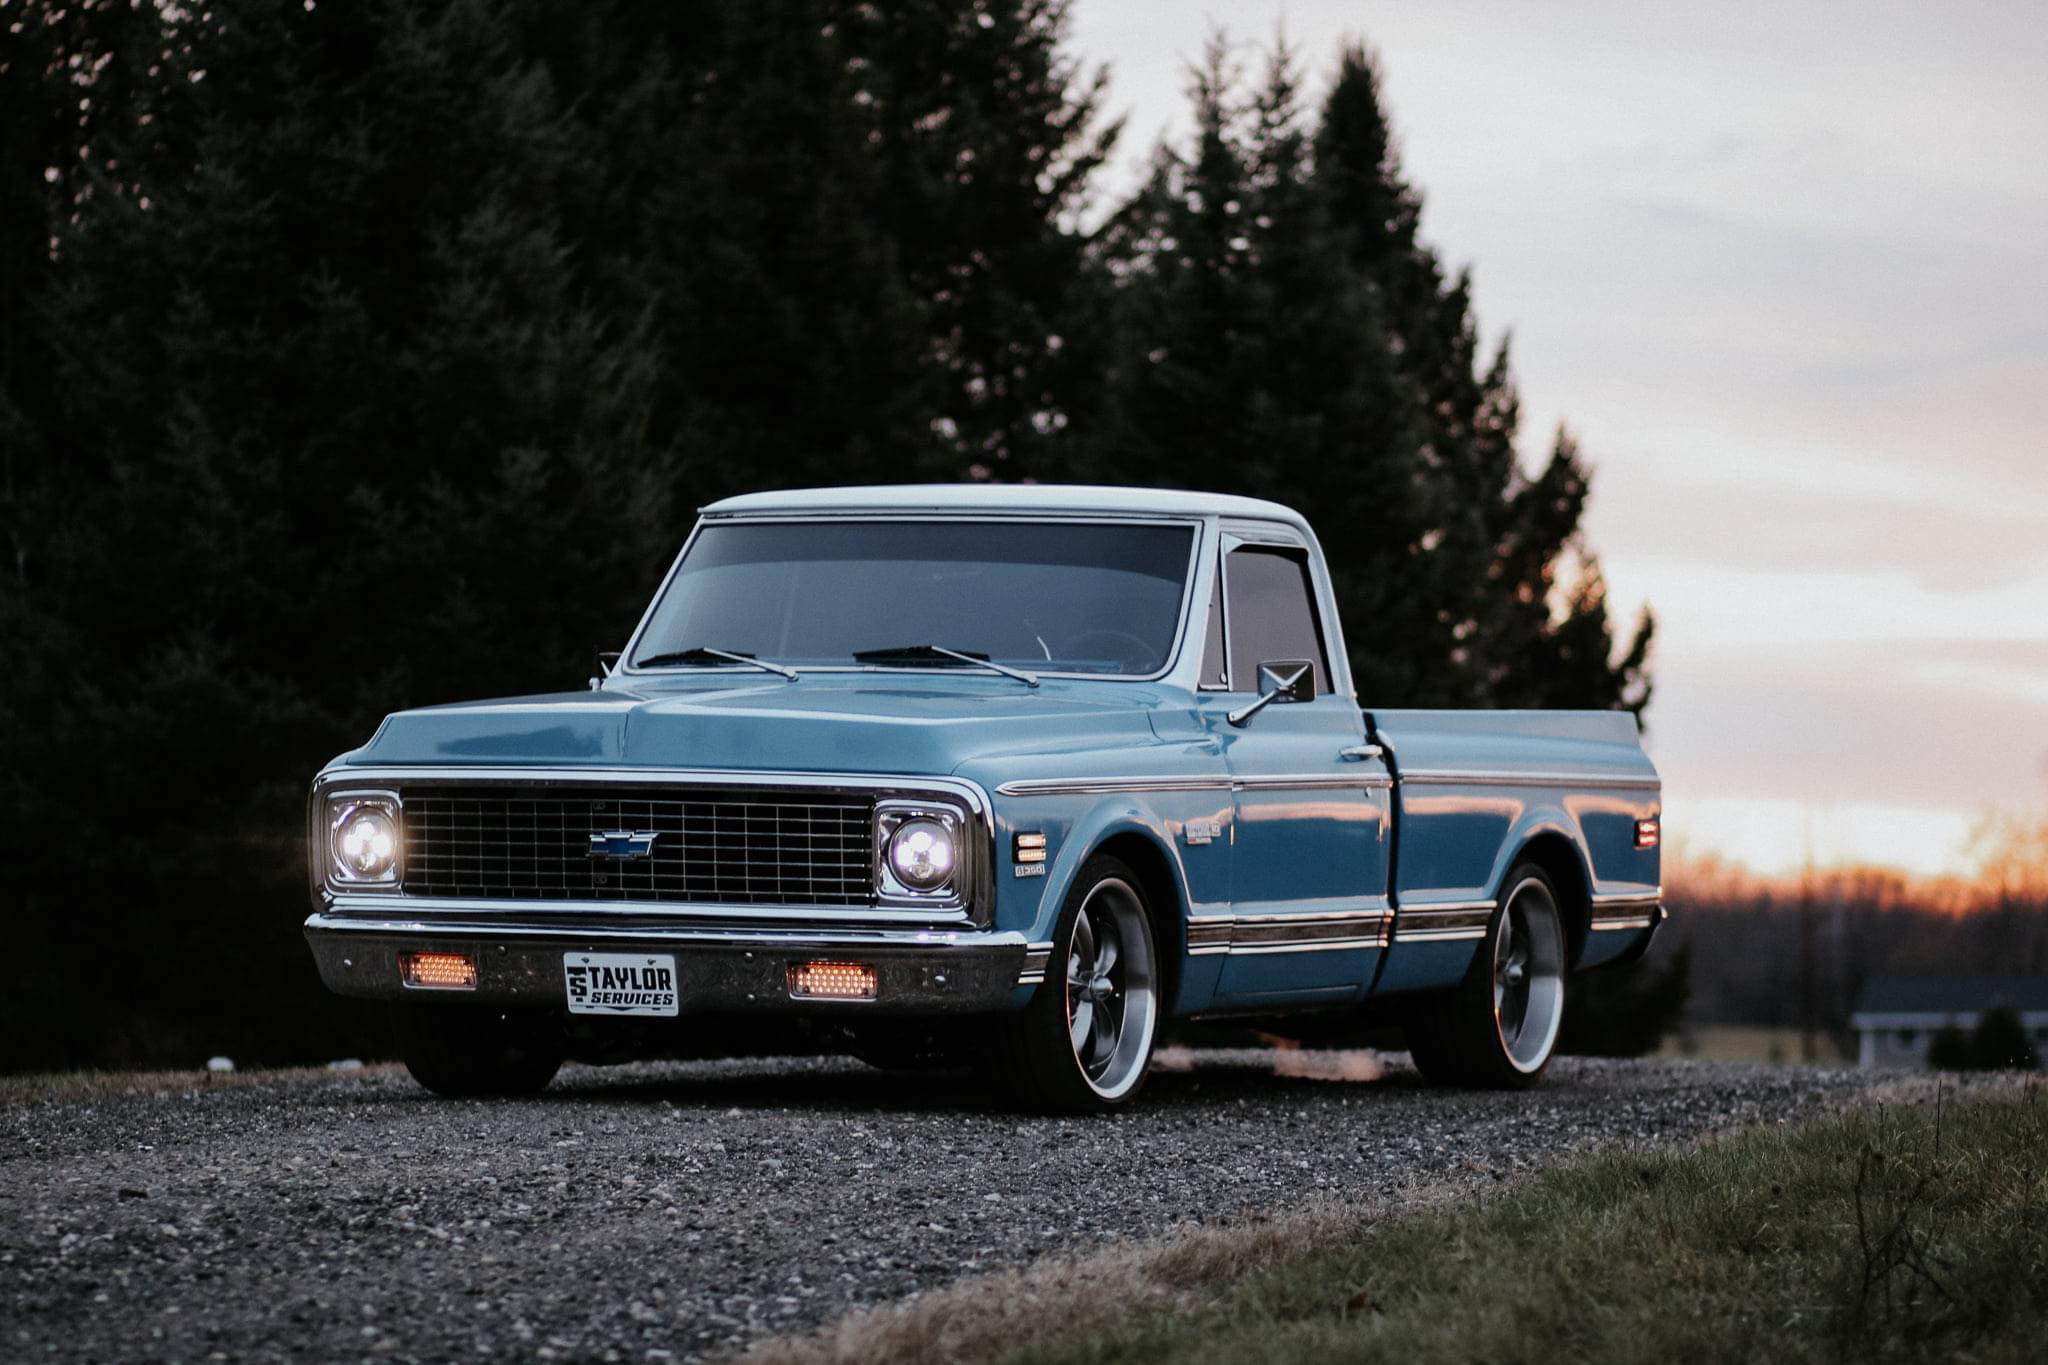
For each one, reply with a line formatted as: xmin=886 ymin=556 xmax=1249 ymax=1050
xmin=1072 ymin=0 xmax=2048 ymax=878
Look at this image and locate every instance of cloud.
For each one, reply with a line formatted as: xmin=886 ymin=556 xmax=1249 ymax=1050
xmin=1644 ymin=639 xmax=2048 ymax=813
xmin=1590 ymin=479 xmax=2048 ymax=591
xmin=1068 ymin=0 xmax=2048 ymax=877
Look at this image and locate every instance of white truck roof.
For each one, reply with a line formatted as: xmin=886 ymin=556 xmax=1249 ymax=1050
xmin=700 ymin=484 xmax=1311 ymax=530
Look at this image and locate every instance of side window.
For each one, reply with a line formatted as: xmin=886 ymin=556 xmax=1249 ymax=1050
xmin=1199 ymin=561 xmax=1228 ymax=689
xmin=1224 ymin=546 xmax=1330 ymax=695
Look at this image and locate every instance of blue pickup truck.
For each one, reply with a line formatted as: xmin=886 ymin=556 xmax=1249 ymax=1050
xmin=307 ymin=486 xmax=1663 ymax=1110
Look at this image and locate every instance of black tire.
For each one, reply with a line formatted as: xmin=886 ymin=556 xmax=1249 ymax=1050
xmin=1405 ymin=862 xmax=1568 ymax=1089
xmin=992 ymin=855 xmax=1161 ymax=1113
xmin=390 ymin=1002 xmax=565 ymax=1097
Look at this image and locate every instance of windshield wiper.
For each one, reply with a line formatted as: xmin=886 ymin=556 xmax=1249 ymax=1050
xmin=851 ymin=643 xmax=1039 ymax=688
xmin=634 ymin=646 xmax=798 ymax=681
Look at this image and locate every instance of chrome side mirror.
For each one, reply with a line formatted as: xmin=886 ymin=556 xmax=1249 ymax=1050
xmin=1227 ymin=660 xmax=1316 ymax=727
xmin=588 ymin=650 xmax=623 ymax=691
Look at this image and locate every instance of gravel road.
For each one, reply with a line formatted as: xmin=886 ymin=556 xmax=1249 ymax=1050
xmin=4 ymin=1053 xmax=1886 ymax=1362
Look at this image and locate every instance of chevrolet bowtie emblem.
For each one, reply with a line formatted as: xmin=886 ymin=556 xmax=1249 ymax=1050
xmin=588 ymin=829 xmax=660 ymax=860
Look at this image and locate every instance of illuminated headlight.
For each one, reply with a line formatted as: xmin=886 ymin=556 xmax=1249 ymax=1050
xmin=874 ymin=805 xmax=964 ymax=900
xmin=887 ymin=818 xmax=956 ymax=891
xmin=329 ymin=796 xmax=401 ymax=885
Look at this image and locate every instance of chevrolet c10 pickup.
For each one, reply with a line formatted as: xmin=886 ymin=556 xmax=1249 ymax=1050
xmin=306 ymin=485 xmax=1664 ymax=1111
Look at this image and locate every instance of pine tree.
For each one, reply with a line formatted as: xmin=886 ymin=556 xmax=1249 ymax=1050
xmin=2 ymin=0 xmax=1125 ymax=1068
xmin=575 ymin=0 xmax=944 ymax=500
xmin=840 ymin=0 xmax=1120 ymax=479
xmin=1312 ymin=43 xmax=1653 ymax=713
xmin=4 ymin=0 xmax=692 ymax=1067
xmin=1083 ymin=37 xmax=1647 ymax=712
xmin=1079 ymin=37 xmax=1424 ymax=537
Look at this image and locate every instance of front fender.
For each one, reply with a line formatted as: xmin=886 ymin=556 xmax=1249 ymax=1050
xmin=1018 ymin=799 xmax=1193 ymax=945
xmin=987 ymin=792 xmax=1221 ymax=1012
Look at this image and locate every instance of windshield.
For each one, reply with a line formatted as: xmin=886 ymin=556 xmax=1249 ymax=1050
xmin=630 ymin=520 xmax=1196 ymax=676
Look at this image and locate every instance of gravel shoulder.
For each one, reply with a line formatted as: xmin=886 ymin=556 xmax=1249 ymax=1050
xmin=3 ymin=1053 xmax=1890 ymax=1362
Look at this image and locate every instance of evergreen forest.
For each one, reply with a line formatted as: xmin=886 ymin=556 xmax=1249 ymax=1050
xmin=1 ymin=0 xmax=1654 ymax=1069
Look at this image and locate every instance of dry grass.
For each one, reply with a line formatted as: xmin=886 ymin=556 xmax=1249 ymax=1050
xmin=737 ymin=1188 xmax=1462 ymax=1365
xmin=737 ymin=1074 xmax=2041 ymax=1365
xmin=0 ymin=1062 xmax=401 ymax=1107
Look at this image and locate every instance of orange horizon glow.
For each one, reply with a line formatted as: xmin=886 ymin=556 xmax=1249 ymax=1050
xmin=1666 ymin=813 xmax=2048 ymax=911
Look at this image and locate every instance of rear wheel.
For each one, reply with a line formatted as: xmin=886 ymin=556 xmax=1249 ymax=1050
xmin=391 ymin=1003 xmax=565 ymax=1097
xmin=1406 ymin=863 xmax=1567 ymax=1088
xmin=993 ymin=855 xmax=1160 ymax=1112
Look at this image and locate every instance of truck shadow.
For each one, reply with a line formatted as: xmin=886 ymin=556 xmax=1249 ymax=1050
xmin=503 ymin=1047 xmax=1428 ymax=1116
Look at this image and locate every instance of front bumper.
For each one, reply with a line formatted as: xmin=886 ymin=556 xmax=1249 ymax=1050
xmin=304 ymin=913 xmax=1036 ymax=1015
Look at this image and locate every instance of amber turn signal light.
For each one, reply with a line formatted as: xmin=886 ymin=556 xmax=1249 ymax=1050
xmin=1635 ymin=818 xmax=1660 ymax=850
xmin=400 ymin=951 xmax=477 ymax=990
xmin=787 ymin=960 xmax=878 ymax=1000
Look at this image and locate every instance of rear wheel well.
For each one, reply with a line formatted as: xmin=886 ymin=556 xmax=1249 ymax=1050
xmin=1091 ymin=831 xmax=1185 ymax=1011
xmin=1510 ymin=834 xmax=1591 ymax=967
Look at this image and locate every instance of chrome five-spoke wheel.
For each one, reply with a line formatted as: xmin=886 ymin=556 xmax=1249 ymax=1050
xmin=995 ymin=854 xmax=1160 ymax=1112
xmin=1491 ymin=874 xmax=1565 ymax=1074
xmin=1064 ymin=876 xmax=1157 ymax=1099
xmin=1406 ymin=860 xmax=1568 ymax=1088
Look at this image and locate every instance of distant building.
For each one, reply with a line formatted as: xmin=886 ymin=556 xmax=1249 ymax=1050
xmin=1849 ymin=974 xmax=2048 ymax=1069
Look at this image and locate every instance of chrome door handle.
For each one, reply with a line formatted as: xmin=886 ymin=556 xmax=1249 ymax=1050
xmin=1339 ymin=744 xmax=1383 ymax=762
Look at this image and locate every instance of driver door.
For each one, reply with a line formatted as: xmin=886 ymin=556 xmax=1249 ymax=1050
xmin=1203 ymin=534 xmax=1392 ymax=1003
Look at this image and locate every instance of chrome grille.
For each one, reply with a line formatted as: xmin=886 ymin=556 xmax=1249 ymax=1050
xmin=400 ymin=786 xmax=875 ymax=905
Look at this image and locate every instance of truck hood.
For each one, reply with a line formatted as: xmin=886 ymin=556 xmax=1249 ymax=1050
xmin=339 ymin=675 xmax=1175 ymax=777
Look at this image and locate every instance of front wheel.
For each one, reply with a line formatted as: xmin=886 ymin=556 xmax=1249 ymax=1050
xmin=1406 ymin=863 xmax=1567 ymax=1088
xmin=993 ymin=855 xmax=1160 ymax=1112
xmin=390 ymin=1003 xmax=565 ymax=1097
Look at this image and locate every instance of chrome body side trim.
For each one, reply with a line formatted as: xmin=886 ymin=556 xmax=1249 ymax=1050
xmin=1589 ymin=893 xmax=1664 ymax=932
xmin=1186 ymin=915 xmax=1234 ymax=954
xmin=997 ymin=776 xmax=1231 ymax=797
xmin=1178 ymin=907 xmax=1392 ymax=957
xmin=1397 ymin=770 xmax=1661 ymax=792
xmin=1391 ymin=893 xmax=1664 ymax=942
xmin=1231 ymin=773 xmax=1393 ymax=792
xmin=995 ymin=772 xmax=1389 ymax=798
xmin=1390 ymin=902 xmax=1495 ymax=944
xmin=1397 ymin=899 xmax=1497 ymax=914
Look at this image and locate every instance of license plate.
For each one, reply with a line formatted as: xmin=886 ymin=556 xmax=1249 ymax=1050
xmin=562 ymin=953 xmax=679 ymax=1017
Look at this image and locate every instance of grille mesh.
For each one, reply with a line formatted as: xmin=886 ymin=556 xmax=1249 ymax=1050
xmin=400 ymin=787 xmax=875 ymax=905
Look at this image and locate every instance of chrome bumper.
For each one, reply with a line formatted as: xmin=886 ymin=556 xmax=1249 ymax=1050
xmin=303 ymin=913 xmax=1032 ymax=1014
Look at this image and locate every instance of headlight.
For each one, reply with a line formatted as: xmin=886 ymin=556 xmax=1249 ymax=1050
xmin=875 ymin=805 xmax=964 ymax=900
xmin=887 ymin=818 xmax=956 ymax=891
xmin=329 ymin=796 xmax=401 ymax=885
